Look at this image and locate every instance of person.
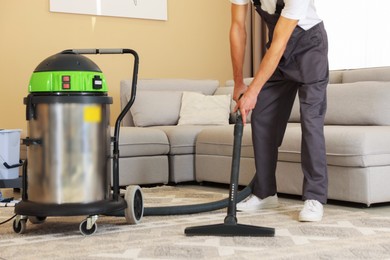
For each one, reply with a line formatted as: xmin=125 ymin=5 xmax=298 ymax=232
xmin=230 ymin=0 xmax=329 ymax=222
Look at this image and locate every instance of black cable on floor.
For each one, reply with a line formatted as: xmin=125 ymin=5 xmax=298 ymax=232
xmin=0 ymin=214 xmax=16 ymax=226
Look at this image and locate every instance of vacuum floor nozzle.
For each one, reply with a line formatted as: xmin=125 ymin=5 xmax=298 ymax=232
xmin=185 ymin=222 xmax=275 ymax=237
xmin=184 ymin=114 xmax=275 ymax=237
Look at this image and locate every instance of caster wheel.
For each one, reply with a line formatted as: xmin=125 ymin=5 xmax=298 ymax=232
xmin=79 ymin=219 xmax=97 ymax=236
xmin=29 ymin=216 xmax=47 ymax=224
xmin=124 ymin=185 xmax=144 ymax=224
xmin=13 ymin=219 xmax=27 ymax=234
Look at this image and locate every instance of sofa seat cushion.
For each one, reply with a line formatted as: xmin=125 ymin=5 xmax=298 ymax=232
xmin=111 ymin=127 xmax=169 ymax=157
xmin=196 ymin=125 xmax=253 ymax=158
xmin=279 ymin=124 xmax=390 ymax=167
xmin=153 ymin=125 xmax=217 ymax=155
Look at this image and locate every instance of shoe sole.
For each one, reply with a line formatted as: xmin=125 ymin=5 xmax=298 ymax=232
xmin=236 ymin=203 xmax=279 ymax=212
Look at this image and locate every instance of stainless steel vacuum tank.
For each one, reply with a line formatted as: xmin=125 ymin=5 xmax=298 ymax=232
xmin=24 ymin=50 xmax=112 ymax=204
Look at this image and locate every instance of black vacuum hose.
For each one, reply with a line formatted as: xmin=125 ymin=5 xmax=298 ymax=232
xmin=135 ymin=113 xmax=253 ymax=216
xmin=107 ymin=185 xmax=252 ymax=217
xmin=143 ymin=185 xmax=252 ymax=216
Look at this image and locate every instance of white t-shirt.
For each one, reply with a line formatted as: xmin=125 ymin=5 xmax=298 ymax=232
xmin=230 ymin=0 xmax=321 ymax=30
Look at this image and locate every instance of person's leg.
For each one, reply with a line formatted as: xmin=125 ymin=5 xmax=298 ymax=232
xmin=292 ymin=23 xmax=329 ymax=205
xmin=250 ymin=75 xmax=298 ymax=199
xmin=292 ymin=22 xmax=329 ymax=221
xmin=299 ymin=80 xmax=328 ymax=204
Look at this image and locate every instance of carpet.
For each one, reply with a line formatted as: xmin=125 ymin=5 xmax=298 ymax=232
xmin=1 ymin=185 xmax=390 ymax=260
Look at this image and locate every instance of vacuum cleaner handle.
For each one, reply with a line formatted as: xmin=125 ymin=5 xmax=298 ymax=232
xmin=3 ymin=160 xmax=24 ymax=169
xmin=65 ymin=48 xmax=130 ymax=55
xmin=111 ymin=49 xmax=139 ymax=200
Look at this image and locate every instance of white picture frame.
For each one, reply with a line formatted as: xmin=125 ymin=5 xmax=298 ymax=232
xmin=49 ymin=0 xmax=168 ymax=21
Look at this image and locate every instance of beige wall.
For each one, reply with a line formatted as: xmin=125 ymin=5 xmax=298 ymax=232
xmin=0 ymin=0 xmax=233 ymax=132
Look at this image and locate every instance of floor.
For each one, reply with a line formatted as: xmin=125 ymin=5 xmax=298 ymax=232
xmin=2 ymin=184 xmax=390 ymax=217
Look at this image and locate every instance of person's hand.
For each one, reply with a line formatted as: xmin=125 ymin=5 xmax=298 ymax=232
xmin=233 ymin=82 xmax=248 ymax=102
xmin=234 ymin=87 xmax=258 ymax=125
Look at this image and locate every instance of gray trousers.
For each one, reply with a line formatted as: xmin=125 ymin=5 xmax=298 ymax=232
xmin=250 ymin=22 xmax=329 ymax=204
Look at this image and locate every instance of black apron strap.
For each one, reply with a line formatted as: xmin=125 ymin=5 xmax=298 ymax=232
xmin=252 ymin=0 xmax=261 ymax=8
xmin=275 ymin=0 xmax=285 ymax=14
xmin=252 ymin=0 xmax=262 ymax=13
xmin=252 ymin=0 xmax=284 ymax=15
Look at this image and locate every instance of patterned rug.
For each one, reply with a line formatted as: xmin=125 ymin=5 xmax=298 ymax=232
xmin=1 ymin=185 xmax=390 ymax=259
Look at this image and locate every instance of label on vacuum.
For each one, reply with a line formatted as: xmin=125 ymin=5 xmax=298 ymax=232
xmin=84 ymin=105 xmax=102 ymax=123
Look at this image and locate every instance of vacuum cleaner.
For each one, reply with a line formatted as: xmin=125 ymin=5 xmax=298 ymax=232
xmin=14 ymin=49 xmax=142 ymax=236
xmin=13 ymin=48 xmax=268 ymax=236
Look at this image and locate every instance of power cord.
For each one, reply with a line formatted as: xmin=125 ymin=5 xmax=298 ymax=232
xmin=0 ymin=214 xmax=16 ymax=226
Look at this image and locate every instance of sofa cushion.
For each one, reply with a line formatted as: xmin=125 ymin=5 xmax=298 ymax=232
xmin=329 ymin=70 xmax=343 ymax=84
xmin=325 ymin=81 xmax=390 ymax=125
xmin=215 ymin=86 xmax=236 ymax=123
xmin=120 ymin=79 xmax=220 ymax=126
xmin=279 ymin=124 xmax=390 ymax=167
xmin=196 ymin=125 xmax=254 ymax=158
xmin=134 ymin=79 xmax=219 ymax=94
xmin=130 ymin=90 xmax=182 ymax=127
xmin=111 ymin=127 xmax=169 ymax=157
xmin=178 ymin=92 xmax=231 ymax=126
xmin=289 ymin=81 xmax=390 ymax=125
xmin=154 ymin=125 xmax=216 ymax=155
xmin=342 ymin=67 xmax=390 ymax=83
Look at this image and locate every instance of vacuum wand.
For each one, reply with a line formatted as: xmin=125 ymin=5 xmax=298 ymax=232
xmin=184 ymin=111 xmax=275 ymax=237
xmin=224 ymin=112 xmax=243 ymax=225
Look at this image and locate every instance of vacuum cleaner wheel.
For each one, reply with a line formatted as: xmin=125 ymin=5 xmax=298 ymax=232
xmin=124 ymin=185 xmax=144 ymax=224
xmin=79 ymin=219 xmax=98 ymax=236
xmin=13 ymin=218 xmax=27 ymax=234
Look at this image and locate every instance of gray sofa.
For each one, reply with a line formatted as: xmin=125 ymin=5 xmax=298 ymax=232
xmin=118 ymin=66 xmax=390 ymax=206
xmin=116 ymin=79 xmax=224 ymax=184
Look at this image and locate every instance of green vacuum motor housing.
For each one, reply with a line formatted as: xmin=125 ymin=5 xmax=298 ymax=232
xmin=29 ymin=50 xmax=108 ymax=93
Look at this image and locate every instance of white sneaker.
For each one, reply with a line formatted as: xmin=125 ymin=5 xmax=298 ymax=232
xmin=236 ymin=194 xmax=279 ymax=212
xmin=299 ymin=200 xmax=323 ymax=222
